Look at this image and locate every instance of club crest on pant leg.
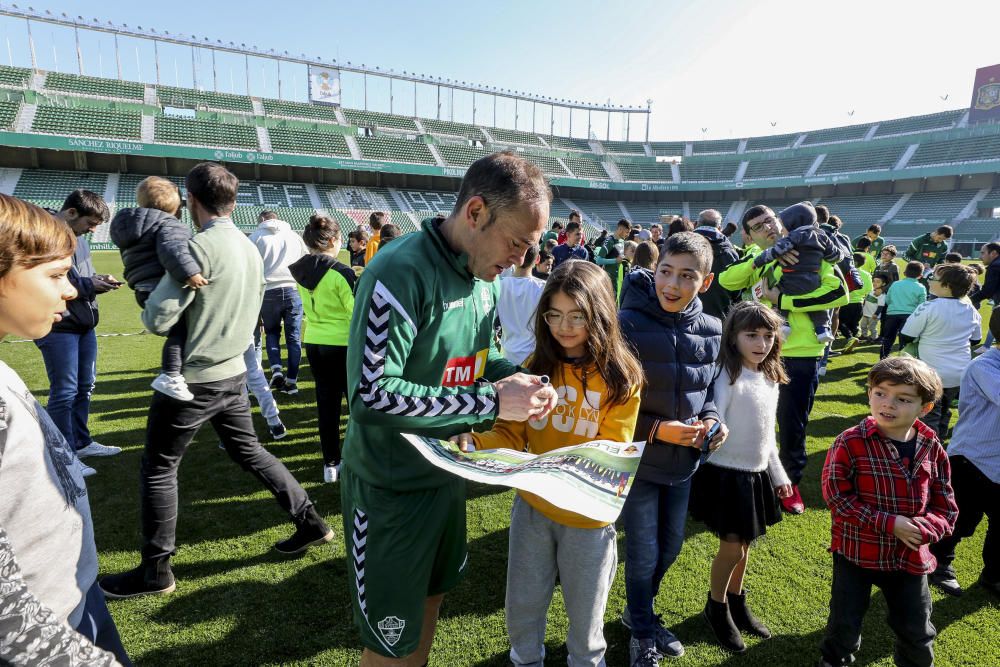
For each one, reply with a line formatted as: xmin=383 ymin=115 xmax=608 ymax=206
xmin=378 ymin=616 xmax=406 ymax=647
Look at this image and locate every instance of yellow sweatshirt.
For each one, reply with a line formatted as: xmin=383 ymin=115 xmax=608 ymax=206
xmin=472 ymin=363 xmax=641 ymax=529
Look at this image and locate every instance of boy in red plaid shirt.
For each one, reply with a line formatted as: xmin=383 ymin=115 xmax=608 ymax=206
xmin=818 ymin=357 xmax=958 ymax=667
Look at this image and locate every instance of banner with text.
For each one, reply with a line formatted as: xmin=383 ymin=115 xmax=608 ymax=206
xmin=969 ymin=64 xmax=1000 ymax=125
xmin=309 ymin=66 xmax=342 ymax=106
xmin=402 ymin=434 xmax=644 ymax=523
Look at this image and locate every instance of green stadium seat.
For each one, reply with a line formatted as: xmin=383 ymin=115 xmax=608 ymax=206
xmin=891 ymin=191 xmax=976 ymax=223
xmin=691 ymin=139 xmax=739 ymax=155
xmin=45 ymin=72 xmax=145 ymax=101
xmin=801 ymin=123 xmax=871 ymax=146
xmin=520 ymin=153 xmax=569 ymax=177
xmin=541 ymin=135 xmax=593 ymax=152
xmin=603 ymin=139 xmax=647 ymax=155
xmin=13 ymin=169 xmax=109 ymax=212
xmin=562 ymin=156 xmax=609 ymax=179
xmin=396 ymin=189 xmax=458 ymax=214
xmin=262 ymin=98 xmax=341 ymax=123
xmin=420 ymin=117 xmax=484 ymax=140
xmin=487 ymin=126 xmax=543 ymax=146
xmin=649 ymin=141 xmax=685 ymax=156
xmin=356 ymin=135 xmax=435 ymax=164
xmin=744 ymin=133 xmax=798 ymax=152
xmin=873 ymin=110 xmax=963 ymax=138
xmin=269 ymin=127 xmax=351 ymax=156
xmin=622 ymin=200 xmax=684 ymax=222
xmin=157 ymin=86 xmax=253 ymax=114
xmin=743 ymin=156 xmax=815 ymax=180
xmin=816 ymin=146 xmax=905 ymax=174
xmin=32 ymin=104 xmax=141 ymax=140
xmin=813 ymin=194 xmax=900 ymax=229
xmin=678 ymin=160 xmax=741 ymax=182
xmin=616 ymin=161 xmax=675 ymax=181
xmin=953 ymin=219 xmax=999 ymax=242
xmin=437 ymin=142 xmax=489 ymax=167
xmin=343 ymin=108 xmax=418 ymax=132
xmin=154 ymin=115 xmax=258 ymax=149
xmin=0 ymin=99 xmax=20 ymax=130
xmin=574 ymin=199 xmax=624 ymax=226
xmin=906 ymin=135 xmax=1000 ymax=168
xmin=0 ymin=65 xmax=32 ymax=89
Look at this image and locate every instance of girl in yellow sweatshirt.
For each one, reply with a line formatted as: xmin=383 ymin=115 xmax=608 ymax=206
xmin=452 ymin=260 xmax=644 ymax=667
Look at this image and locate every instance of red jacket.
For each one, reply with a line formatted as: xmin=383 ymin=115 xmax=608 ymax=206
xmin=822 ymin=416 xmax=957 ymax=575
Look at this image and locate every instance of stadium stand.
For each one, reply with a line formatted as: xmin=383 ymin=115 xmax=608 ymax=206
xmin=44 ymin=72 xmax=145 ymax=101
xmin=801 ymin=123 xmax=872 ymax=146
xmin=262 ymin=98 xmax=341 ymax=123
xmin=574 ymin=199 xmax=627 ymax=226
xmin=420 ymin=117 xmax=485 ymax=140
xmin=743 ymin=156 xmax=816 ymax=180
xmin=814 ymin=194 xmax=900 ymax=236
xmin=692 ymin=138 xmax=740 ymax=155
xmin=624 ymin=200 xmax=685 ymax=221
xmin=906 ymin=134 xmax=1000 ymax=167
xmin=521 ymin=153 xmax=570 ymax=177
xmin=815 ymin=145 xmax=906 ymax=174
xmin=561 ymin=155 xmax=609 ymax=180
xmin=13 ymin=169 xmax=109 ymax=211
xmin=649 ymin=141 xmax=687 ymax=156
xmin=678 ymin=159 xmax=742 ymax=182
xmin=437 ymin=142 xmax=490 ymax=167
xmin=542 ymin=135 xmax=593 ymax=152
xmin=603 ymin=139 xmax=647 ymax=155
xmin=873 ymin=109 xmax=964 ymax=137
xmin=32 ymin=105 xmax=142 ymax=140
xmin=268 ymin=127 xmax=352 ymax=156
xmin=891 ymin=190 xmax=976 ymax=222
xmin=356 ymin=135 xmax=436 ymax=164
xmin=342 ymin=108 xmax=418 ymax=131
xmin=0 ymin=64 xmax=32 ymax=89
xmin=0 ymin=99 xmax=20 ymax=130
xmin=154 ymin=115 xmax=259 ymax=149
xmin=397 ymin=189 xmax=458 ymax=214
xmin=487 ymin=126 xmax=544 ymax=146
xmin=744 ymin=132 xmax=799 ymax=152
xmin=954 ymin=218 xmax=999 ymax=242
xmin=157 ymin=86 xmax=254 ymax=114
xmin=616 ymin=161 xmax=675 ymax=181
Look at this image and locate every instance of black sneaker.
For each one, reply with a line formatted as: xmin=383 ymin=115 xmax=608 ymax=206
xmin=100 ymin=563 xmax=176 ymax=599
xmin=930 ymin=569 xmax=964 ymax=597
xmin=269 ymin=370 xmax=286 ymax=390
xmin=274 ymin=507 xmax=334 ymax=555
xmin=281 ymin=381 xmax=298 ymax=396
xmin=978 ymin=573 xmax=1000 ymax=598
xmin=268 ymin=421 xmax=287 ymax=440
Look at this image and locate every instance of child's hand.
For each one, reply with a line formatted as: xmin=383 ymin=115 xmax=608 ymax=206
xmin=698 ymin=418 xmax=728 ymax=451
xmin=448 ymin=433 xmax=476 ymax=453
xmin=775 ymin=484 xmax=793 ymax=499
xmin=186 ymin=273 xmax=210 ymax=289
xmin=653 ymin=420 xmax=703 ymax=448
xmin=892 ymin=516 xmax=923 ymax=550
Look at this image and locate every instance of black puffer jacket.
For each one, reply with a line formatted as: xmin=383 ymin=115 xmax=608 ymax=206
xmin=109 ymin=207 xmax=200 ymax=293
xmin=692 ymin=226 xmax=742 ymax=320
xmin=619 ymin=268 xmax=722 ymax=484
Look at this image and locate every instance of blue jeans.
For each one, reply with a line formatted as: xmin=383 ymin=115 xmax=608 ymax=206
xmin=76 ymin=582 xmax=133 ymax=666
xmin=260 ymin=287 xmax=303 ymax=381
xmin=34 ymin=329 xmax=97 ymax=451
xmin=623 ymin=476 xmax=692 ymax=639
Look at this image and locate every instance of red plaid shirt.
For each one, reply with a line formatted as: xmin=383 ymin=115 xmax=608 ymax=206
xmin=822 ymin=416 xmax=958 ymax=575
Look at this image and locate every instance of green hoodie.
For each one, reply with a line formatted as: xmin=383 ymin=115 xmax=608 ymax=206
xmin=718 ymin=244 xmax=850 ymax=357
xmin=343 ymin=219 xmax=520 ymax=491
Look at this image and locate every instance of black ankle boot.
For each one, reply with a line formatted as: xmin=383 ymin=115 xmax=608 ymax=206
xmin=275 ymin=505 xmax=333 ymax=554
xmin=703 ymin=593 xmax=745 ymax=653
xmin=727 ymin=589 xmax=772 ymax=639
xmin=99 ymin=558 xmax=176 ymax=599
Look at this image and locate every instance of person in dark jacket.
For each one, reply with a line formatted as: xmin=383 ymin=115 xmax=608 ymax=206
xmin=289 ymin=214 xmax=356 ymax=484
xmin=618 ymin=232 xmax=726 ymax=663
xmin=110 ymin=177 xmax=207 ymax=402
xmin=552 ymin=221 xmax=588 ymax=268
xmin=693 ymin=209 xmax=742 ymax=320
xmin=34 ymin=190 xmax=121 ymax=469
xmin=973 ymin=242 xmax=1000 ymax=353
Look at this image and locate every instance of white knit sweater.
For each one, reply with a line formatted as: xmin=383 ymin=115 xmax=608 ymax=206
xmin=708 ymin=366 xmax=791 ymax=488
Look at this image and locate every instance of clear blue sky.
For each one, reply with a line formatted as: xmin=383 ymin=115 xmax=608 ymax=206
xmin=3 ymin=0 xmax=998 ymax=140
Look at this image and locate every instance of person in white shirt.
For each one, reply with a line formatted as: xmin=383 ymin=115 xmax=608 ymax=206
xmin=899 ymin=263 xmax=982 ymax=442
xmin=249 ymin=210 xmax=308 ymax=394
xmin=497 ymin=244 xmax=545 ymax=365
xmin=859 ymin=274 xmax=887 ymax=341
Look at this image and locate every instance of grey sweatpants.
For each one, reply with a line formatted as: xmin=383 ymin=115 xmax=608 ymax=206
xmin=506 ymin=495 xmax=617 ymax=667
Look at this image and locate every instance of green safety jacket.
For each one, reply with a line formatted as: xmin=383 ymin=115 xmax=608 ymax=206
xmin=343 ymin=219 xmax=519 ymax=491
xmin=718 ymin=244 xmax=850 ymax=358
xmin=904 ymin=233 xmax=949 ymax=267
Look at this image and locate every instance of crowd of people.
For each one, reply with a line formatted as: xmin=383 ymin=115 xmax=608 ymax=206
xmin=0 ymin=150 xmax=996 ymax=667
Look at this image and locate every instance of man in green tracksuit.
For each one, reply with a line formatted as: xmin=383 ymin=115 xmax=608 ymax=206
xmin=904 ymin=225 xmax=953 ymax=269
xmin=852 ymin=223 xmax=885 ymax=258
xmin=719 ymin=205 xmax=849 ymax=516
xmin=342 ymin=153 xmax=558 ymax=666
xmin=594 ymin=219 xmax=630 ymax=296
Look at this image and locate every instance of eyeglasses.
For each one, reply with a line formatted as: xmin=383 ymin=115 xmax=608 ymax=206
xmin=542 ymin=311 xmax=588 ymax=329
xmin=926 ymin=275 xmax=940 ymax=282
xmin=749 ymin=216 xmax=778 ymax=233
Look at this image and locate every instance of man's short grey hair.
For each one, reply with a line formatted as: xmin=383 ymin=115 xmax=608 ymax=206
xmin=698 ymin=209 xmax=723 ymax=228
xmin=453 ymin=152 xmax=552 ymax=225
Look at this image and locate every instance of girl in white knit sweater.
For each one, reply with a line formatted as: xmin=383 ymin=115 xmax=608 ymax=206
xmin=689 ymin=301 xmax=793 ymax=653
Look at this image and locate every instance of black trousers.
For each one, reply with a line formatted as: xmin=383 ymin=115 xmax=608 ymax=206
xmin=777 ymin=356 xmax=820 ymax=486
xmin=923 ymin=386 xmax=960 ymax=444
xmin=930 ymin=455 xmax=1000 ymax=583
xmin=880 ymin=314 xmax=909 ymax=359
xmin=820 ymin=553 xmax=936 ymax=667
xmin=838 ymin=303 xmax=864 ymax=339
xmin=305 ymin=343 xmax=348 ymax=466
xmin=140 ymin=372 xmax=314 ymax=562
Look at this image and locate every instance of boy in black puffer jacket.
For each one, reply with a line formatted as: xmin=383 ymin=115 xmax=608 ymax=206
xmin=618 ymin=232 xmax=725 ymax=665
xmin=110 ymin=176 xmax=207 ymax=401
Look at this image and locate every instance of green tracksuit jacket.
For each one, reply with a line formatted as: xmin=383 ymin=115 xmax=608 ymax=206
xmin=904 ymin=233 xmax=949 ymax=267
xmin=343 ymin=219 xmax=519 ymax=491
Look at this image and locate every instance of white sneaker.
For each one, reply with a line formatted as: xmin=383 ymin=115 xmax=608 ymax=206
xmin=77 ymin=441 xmax=122 ymax=458
xmin=80 ymin=463 xmax=97 ymax=477
xmin=151 ymin=373 xmax=194 ymax=401
xmin=323 ymin=463 xmax=340 ymax=483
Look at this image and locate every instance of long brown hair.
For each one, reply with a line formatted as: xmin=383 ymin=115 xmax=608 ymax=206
xmin=718 ymin=301 xmax=789 ymax=385
xmin=528 ymin=260 xmax=644 ymax=407
xmin=0 ymin=194 xmax=76 ymax=280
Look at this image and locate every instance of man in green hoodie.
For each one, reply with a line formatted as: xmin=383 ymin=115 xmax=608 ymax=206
xmin=719 ymin=204 xmax=849 ymax=516
xmin=905 ymin=225 xmax=953 ymax=270
xmin=342 ymin=152 xmax=559 ymax=666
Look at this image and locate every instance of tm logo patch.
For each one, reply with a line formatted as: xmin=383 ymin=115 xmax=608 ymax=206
xmin=378 ymin=616 xmax=406 ymax=647
xmin=442 ymin=349 xmax=489 ymax=387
